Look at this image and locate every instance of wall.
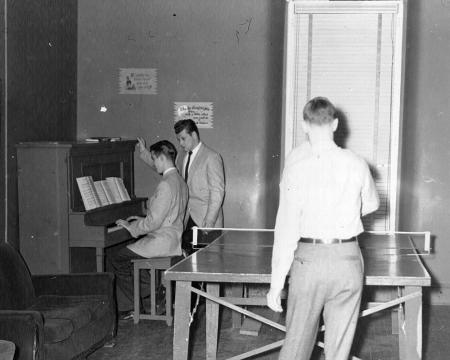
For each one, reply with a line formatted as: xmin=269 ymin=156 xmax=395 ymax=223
xmin=78 ymin=0 xmax=285 ymax=229
xmin=0 ymin=0 xmax=5 ymax=243
xmin=1 ymin=0 xmax=77 ymax=247
xmin=400 ymin=0 xmax=450 ymax=304
xmin=77 ymin=0 xmax=450 ymax=304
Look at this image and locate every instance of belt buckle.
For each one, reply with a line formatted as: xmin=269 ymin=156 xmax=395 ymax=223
xmin=321 ymin=238 xmax=337 ymax=245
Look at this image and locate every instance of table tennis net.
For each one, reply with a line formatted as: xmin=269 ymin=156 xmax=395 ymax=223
xmin=189 ymin=227 xmax=432 ymax=255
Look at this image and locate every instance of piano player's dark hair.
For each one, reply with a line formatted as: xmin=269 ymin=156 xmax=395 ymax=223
xmin=149 ymin=140 xmax=178 ymax=163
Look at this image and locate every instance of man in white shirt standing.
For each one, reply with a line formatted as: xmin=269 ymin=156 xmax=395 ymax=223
xmin=267 ymin=97 xmax=379 ymax=360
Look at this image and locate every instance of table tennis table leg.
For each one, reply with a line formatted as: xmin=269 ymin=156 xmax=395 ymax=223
xmin=206 ymin=283 xmax=220 ymax=360
xmin=173 ymin=281 xmax=192 ymax=360
xmin=231 ymin=283 xmax=244 ymax=328
xmin=398 ymin=286 xmax=422 ymax=360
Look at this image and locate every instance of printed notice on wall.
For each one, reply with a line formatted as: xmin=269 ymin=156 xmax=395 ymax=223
xmin=174 ymin=102 xmax=214 ymax=128
xmin=119 ymin=68 xmax=157 ymax=95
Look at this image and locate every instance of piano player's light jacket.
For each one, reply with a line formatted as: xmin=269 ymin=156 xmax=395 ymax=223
xmin=126 ymin=168 xmax=188 ymax=258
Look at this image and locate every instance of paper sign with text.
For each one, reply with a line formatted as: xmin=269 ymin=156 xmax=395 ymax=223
xmin=119 ymin=68 xmax=157 ymax=95
xmin=174 ymin=102 xmax=214 ymax=128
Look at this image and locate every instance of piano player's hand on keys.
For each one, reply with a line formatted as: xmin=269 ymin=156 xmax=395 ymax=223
xmin=116 ymin=219 xmax=127 ymax=225
xmin=116 ymin=217 xmax=140 ymax=229
xmin=116 ymin=219 xmax=132 ymax=232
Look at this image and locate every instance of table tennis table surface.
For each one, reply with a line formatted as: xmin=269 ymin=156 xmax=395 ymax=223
xmin=165 ymin=231 xmax=431 ymax=287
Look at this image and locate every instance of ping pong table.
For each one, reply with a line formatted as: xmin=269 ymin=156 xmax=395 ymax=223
xmin=165 ymin=229 xmax=431 ymax=360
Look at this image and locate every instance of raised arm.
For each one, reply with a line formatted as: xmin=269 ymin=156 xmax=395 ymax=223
xmin=137 ymin=137 xmax=156 ymax=170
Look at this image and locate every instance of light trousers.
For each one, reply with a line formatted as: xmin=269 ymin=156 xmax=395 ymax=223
xmin=279 ymin=241 xmax=363 ymax=360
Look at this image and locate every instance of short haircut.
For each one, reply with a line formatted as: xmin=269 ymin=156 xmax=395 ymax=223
xmin=174 ymin=119 xmax=199 ymax=137
xmin=149 ymin=140 xmax=177 ymax=163
xmin=303 ymin=97 xmax=337 ymax=125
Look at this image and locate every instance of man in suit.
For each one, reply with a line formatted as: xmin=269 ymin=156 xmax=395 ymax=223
xmin=110 ymin=140 xmax=188 ymax=316
xmin=138 ymin=119 xmax=225 ymax=253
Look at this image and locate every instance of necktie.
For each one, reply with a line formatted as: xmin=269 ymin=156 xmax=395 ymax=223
xmin=184 ymin=151 xmax=193 ymax=181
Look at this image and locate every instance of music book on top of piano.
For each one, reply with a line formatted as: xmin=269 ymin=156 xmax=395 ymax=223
xmin=84 ymin=137 xmax=122 ymax=143
xmin=76 ymin=176 xmax=131 ymax=211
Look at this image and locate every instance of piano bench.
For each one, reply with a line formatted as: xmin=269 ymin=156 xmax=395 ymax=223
xmin=131 ymin=256 xmax=184 ymax=326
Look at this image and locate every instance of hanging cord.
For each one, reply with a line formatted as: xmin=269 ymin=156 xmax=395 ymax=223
xmin=188 ymin=282 xmax=205 ymax=326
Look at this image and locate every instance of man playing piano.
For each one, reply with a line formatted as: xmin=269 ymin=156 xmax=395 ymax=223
xmin=110 ymin=140 xmax=188 ymax=318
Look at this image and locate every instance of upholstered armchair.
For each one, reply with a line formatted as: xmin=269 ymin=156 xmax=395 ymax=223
xmin=0 ymin=242 xmax=117 ymax=360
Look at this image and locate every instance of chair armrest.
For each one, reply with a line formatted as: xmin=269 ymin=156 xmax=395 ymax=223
xmin=32 ymin=272 xmax=115 ymax=298
xmin=0 ymin=310 xmax=45 ymax=360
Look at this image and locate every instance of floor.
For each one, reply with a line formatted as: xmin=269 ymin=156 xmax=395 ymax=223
xmin=87 ymin=303 xmax=450 ymax=360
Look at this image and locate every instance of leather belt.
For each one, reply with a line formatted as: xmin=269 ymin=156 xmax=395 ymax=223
xmin=299 ymin=236 xmax=357 ymax=245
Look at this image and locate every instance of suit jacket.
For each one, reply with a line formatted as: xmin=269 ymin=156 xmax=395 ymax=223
xmin=126 ymin=168 xmax=188 ymax=258
xmin=179 ymin=143 xmax=225 ymax=228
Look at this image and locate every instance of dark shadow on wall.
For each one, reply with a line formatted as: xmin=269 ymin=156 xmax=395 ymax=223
xmin=334 ymin=107 xmax=350 ymax=149
xmin=398 ymin=0 xmax=422 ymax=231
xmin=262 ymin=0 xmax=285 ymax=227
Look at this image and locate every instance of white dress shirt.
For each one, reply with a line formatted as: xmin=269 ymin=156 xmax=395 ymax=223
xmin=270 ymin=141 xmax=379 ymax=291
xmin=163 ymin=167 xmax=177 ymax=177
xmin=182 ymin=142 xmax=202 ymax=176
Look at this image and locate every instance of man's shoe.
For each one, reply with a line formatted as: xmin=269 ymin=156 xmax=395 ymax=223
xmin=119 ymin=310 xmax=134 ymax=321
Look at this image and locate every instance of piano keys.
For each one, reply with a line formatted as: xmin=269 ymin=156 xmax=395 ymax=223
xmin=69 ymin=197 xmax=147 ymax=272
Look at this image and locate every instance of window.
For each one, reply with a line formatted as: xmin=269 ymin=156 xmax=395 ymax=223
xmin=282 ymin=0 xmax=406 ymax=231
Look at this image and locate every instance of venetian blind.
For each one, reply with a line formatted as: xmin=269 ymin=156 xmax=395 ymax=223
xmin=283 ymin=1 xmax=405 ymax=231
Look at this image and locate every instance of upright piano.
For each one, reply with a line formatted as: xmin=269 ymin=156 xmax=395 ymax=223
xmin=16 ymin=140 xmax=147 ymax=274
